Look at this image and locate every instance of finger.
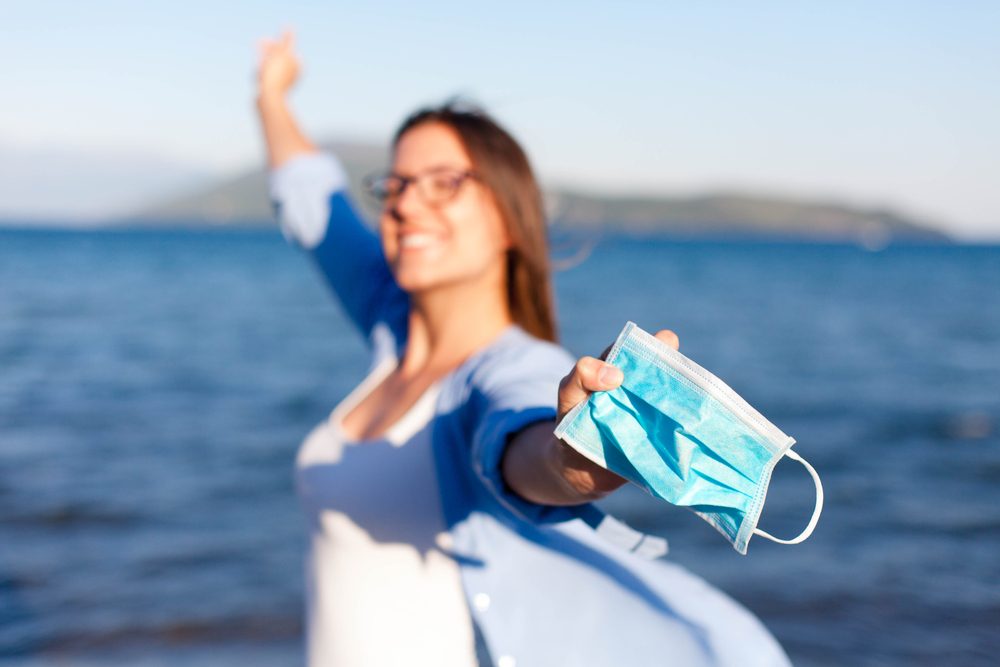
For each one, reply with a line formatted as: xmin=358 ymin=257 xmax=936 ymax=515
xmin=557 ymin=356 xmax=623 ymax=417
xmin=654 ymin=329 xmax=680 ymax=350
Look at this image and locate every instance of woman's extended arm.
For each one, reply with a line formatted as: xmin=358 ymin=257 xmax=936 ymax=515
xmin=502 ymin=329 xmax=681 ymax=505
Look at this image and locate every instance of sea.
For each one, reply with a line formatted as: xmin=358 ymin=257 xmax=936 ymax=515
xmin=1 ymin=227 xmax=998 ymax=666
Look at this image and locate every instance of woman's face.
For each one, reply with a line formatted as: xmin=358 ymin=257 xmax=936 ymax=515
xmin=380 ymin=122 xmax=511 ymax=294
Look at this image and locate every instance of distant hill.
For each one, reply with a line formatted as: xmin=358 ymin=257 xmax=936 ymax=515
xmin=545 ymin=191 xmax=948 ymax=243
xmin=117 ymin=141 xmax=387 ymax=225
xmin=117 ymin=140 xmax=950 ymax=244
xmin=0 ymin=141 xmax=214 ymax=222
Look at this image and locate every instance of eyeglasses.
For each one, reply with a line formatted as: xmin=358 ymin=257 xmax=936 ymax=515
xmin=363 ymin=167 xmax=480 ymax=208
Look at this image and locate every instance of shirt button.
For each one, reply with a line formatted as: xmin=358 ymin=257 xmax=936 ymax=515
xmin=435 ymin=532 xmax=454 ymax=550
xmin=473 ymin=592 xmax=491 ymax=612
xmin=497 ymin=656 xmax=516 ymax=667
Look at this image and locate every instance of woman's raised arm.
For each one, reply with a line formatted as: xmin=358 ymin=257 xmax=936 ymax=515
xmin=256 ymin=31 xmax=316 ymax=168
xmin=255 ymin=31 xmax=407 ymax=344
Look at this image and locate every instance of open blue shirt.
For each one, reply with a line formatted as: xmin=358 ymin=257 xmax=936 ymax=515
xmin=270 ymin=152 xmax=791 ymax=667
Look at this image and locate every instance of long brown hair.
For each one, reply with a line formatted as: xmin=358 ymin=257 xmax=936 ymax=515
xmin=392 ymin=99 xmax=558 ymax=343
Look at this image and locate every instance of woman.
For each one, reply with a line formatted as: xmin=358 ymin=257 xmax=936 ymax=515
xmin=256 ymin=31 xmax=790 ymax=667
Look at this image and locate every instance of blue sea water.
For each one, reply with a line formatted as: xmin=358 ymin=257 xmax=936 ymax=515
xmin=1 ymin=227 xmax=998 ymax=666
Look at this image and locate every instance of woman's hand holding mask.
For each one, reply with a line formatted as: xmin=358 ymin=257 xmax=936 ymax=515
xmin=551 ymin=329 xmax=681 ymax=499
xmin=502 ymin=328 xmax=681 ymax=505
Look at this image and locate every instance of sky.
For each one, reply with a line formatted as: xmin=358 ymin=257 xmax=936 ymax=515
xmin=1 ymin=1 xmax=998 ymax=239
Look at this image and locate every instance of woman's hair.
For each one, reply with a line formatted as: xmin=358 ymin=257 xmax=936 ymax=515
xmin=391 ymin=98 xmax=558 ymax=343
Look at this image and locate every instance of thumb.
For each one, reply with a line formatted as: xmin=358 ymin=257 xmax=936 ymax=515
xmin=557 ymin=356 xmax=623 ymax=421
xmin=257 ymin=38 xmax=276 ymax=63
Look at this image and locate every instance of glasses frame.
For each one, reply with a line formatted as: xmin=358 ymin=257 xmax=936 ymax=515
xmin=363 ymin=167 xmax=480 ymax=209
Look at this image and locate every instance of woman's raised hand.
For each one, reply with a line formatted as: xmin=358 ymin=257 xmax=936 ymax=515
xmin=257 ymin=29 xmax=301 ymax=98
xmin=255 ymin=30 xmax=316 ymax=167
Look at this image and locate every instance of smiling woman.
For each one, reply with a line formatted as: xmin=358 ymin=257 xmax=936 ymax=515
xmin=371 ymin=121 xmax=514 ymax=317
xmin=255 ymin=29 xmax=791 ymax=667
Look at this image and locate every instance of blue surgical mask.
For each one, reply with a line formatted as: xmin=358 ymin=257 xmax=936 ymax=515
xmin=554 ymin=321 xmax=823 ymax=555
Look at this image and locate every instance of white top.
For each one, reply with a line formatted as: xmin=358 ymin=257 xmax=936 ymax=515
xmin=295 ymin=357 xmax=478 ymax=667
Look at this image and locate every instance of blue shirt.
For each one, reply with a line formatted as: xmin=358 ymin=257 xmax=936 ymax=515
xmin=271 ymin=152 xmax=791 ymax=667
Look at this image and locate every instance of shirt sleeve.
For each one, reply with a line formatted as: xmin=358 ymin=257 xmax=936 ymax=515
xmin=269 ymin=151 xmax=408 ymax=343
xmin=469 ymin=339 xmax=580 ymax=524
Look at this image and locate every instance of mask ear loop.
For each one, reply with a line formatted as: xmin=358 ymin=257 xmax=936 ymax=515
xmin=753 ymin=449 xmax=824 ymax=545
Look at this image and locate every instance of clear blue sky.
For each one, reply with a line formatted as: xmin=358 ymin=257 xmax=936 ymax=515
xmin=2 ymin=1 xmax=998 ymax=238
